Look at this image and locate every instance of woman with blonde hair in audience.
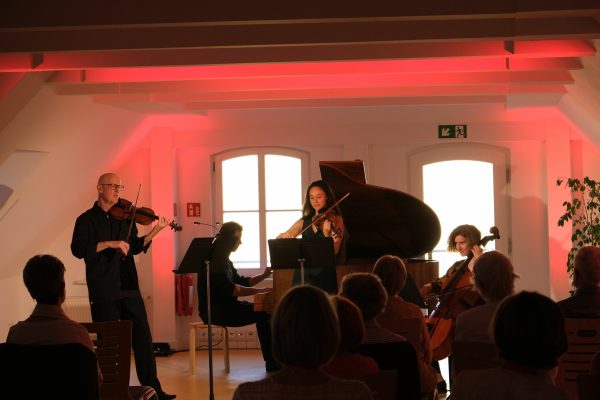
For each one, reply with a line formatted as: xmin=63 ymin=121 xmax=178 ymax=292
xmin=322 ymin=295 xmax=379 ymax=376
xmin=372 ymin=255 xmax=437 ymax=396
xmin=233 ymin=285 xmax=372 ymax=400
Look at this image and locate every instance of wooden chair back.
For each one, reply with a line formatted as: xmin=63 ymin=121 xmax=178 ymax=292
xmin=356 ymin=341 xmax=420 ymax=400
xmin=577 ymin=372 xmax=600 ymax=400
xmin=342 ymin=369 xmax=398 ymax=400
xmin=83 ymin=320 xmax=132 ymax=400
xmin=451 ymin=340 xmax=500 ymax=380
xmin=556 ymin=318 xmax=600 ymax=400
xmin=0 ymin=342 xmax=99 ymax=399
xmin=375 ymin=316 xmax=422 ymax=353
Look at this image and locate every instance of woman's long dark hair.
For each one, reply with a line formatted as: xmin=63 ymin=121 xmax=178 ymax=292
xmin=302 ymin=180 xmax=342 ymax=218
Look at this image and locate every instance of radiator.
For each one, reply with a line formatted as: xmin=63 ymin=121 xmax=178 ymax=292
xmin=63 ymin=296 xmax=93 ymax=323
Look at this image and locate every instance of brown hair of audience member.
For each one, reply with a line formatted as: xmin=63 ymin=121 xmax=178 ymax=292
xmin=331 ymin=295 xmax=366 ymax=354
xmin=23 ymin=254 xmax=66 ymax=305
xmin=472 ymin=251 xmax=518 ymax=302
xmin=493 ymin=291 xmax=567 ymax=370
xmin=372 ymin=255 xmax=407 ymax=296
xmin=272 ymin=285 xmax=340 ymax=368
xmin=447 ymin=224 xmax=481 ymax=252
xmin=573 ymin=245 xmax=600 ymax=287
xmin=340 ymin=272 xmax=387 ymax=320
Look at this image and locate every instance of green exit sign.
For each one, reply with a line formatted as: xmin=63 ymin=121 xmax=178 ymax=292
xmin=438 ymin=125 xmax=467 ymax=139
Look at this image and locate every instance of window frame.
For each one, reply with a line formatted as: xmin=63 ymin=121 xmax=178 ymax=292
xmin=212 ymin=147 xmax=309 ymax=272
xmin=408 ymin=143 xmax=511 ymax=258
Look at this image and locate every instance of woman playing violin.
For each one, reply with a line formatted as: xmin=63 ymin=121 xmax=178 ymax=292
xmin=70 ymin=172 xmax=176 ymax=400
xmin=277 ymin=180 xmax=345 ymax=294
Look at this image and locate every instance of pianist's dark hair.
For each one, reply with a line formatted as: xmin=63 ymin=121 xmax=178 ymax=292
xmin=218 ymin=221 xmax=243 ymax=238
xmin=302 ymin=180 xmax=342 ymax=218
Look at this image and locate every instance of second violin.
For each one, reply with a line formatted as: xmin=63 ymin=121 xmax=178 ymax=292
xmin=110 ymin=198 xmax=182 ymax=231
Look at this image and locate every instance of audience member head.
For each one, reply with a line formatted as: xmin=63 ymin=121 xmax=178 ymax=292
xmin=572 ymin=246 xmax=600 ymax=288
xmin=472 ymin=251 xmax=518 ymax=302
xmin=272 ymin=285 xmax=340 ymax=368
xmin=23 ymin=254 xmax=66 ymax=305
xmin=340 ymin=272 xmax=387 ymax=320
xmin=493 ymin=291 xmax=567 ymax=370
xmin=447 ymin=224 xmax=481 ymax=252
xmin=331 ymin=295 xmax=366 ymax=354
xmin=372 ymin=255 xmax=407 ymax=297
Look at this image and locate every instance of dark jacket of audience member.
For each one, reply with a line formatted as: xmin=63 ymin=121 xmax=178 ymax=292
xmin=450 ymin=291 xmax=570 ymax=400
xmin=6 ymin=255 xmax=101 ymax=386
xmin=322 ymin=295 xmax=379 ymax=376
xmin=371 ymin=256 xmax=437 ymax=394
xmin=557 ymin=245 xmax=600 ymax=318
xmin=454 ymin=251 xmax=518 ymax=342
xmin=340 ymin=272 xmax=405 ymax=344
xmin=233 ymin=285 xmax=373 ymax=400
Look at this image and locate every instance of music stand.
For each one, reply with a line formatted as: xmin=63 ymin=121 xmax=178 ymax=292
xmin=175 ymin=237 xmax=228 ymax=400
xmin=268 ymin=237 xmax=335 ymax=284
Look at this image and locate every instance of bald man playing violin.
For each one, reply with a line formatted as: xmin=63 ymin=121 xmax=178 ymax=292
xmin=71 ymin=172 xmax=176 ymax=400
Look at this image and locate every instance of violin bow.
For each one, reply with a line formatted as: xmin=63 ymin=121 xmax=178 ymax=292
xmin=296 ymin=192 xmax=350 ymax=237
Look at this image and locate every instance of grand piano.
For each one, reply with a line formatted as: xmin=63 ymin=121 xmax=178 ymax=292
xmin=255 ymin=160 xmax=441 ymax=312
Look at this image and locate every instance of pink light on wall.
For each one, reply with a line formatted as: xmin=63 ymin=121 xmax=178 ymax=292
xmin=106 ymin=114 xmax=210 ymax=172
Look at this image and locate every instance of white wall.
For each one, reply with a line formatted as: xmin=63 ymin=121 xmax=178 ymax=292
xmin=2 ymin=87 xmax=600 ymax=347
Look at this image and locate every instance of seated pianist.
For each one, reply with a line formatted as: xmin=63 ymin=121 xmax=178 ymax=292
xmin=197 ymin=221 xmax=279 ymax=373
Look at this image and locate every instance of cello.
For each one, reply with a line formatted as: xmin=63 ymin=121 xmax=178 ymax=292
xmin=426 ymin=226 xmax=500 ymax=360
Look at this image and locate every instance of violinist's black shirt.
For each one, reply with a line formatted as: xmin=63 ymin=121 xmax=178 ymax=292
xmin=71 ymin=202 xmax=151 ymax=303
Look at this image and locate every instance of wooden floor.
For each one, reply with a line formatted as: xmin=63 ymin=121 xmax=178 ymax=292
xmin=131 ymin=349 xmax=268 ymax=399
xmin=132 ymin=349 xmax=450 ymax=399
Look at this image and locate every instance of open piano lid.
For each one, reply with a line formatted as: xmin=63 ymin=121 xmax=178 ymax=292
xmin=320 ymin=160 xmax=441 ymax=260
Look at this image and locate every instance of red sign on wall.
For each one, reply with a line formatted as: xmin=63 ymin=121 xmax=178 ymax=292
xmin=186 ymin=203 xmax=201 ymax=217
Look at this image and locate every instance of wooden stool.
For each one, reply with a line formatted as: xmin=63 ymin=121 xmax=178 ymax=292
xmin=189 ymin=322 xmax=230 ymax=374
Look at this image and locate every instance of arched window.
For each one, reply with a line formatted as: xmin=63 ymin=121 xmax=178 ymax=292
xmin=213 ymin=147 xmax=309 ymax=270
xmin=409 ymin=143 xmax=510 ymax=275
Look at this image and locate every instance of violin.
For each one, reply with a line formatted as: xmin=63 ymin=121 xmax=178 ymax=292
xmin=297 ymin=192 xmax=350 ymax=238
xmin=311 ymin=208 xmax=343 ymax=237
xmin=109 ymin=198 xmax=182 ymax=232
xmin=427 ymin=226 xmax=500 ymax=360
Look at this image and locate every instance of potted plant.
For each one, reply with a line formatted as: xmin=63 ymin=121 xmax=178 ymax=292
xmin=556 ymin=177 xmax=600 ymax=275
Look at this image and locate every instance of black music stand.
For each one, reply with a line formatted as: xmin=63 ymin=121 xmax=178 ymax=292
xmin=268 ymin=237 xmax=335 ymax=284
xmin=175 ymin=237 xmax=229 ymax=400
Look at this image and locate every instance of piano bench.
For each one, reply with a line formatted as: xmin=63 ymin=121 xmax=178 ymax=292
xmin=189 ymin=322 xmax=230 ymax=374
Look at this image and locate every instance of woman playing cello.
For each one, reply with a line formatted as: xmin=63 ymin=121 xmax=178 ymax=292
xmin=420 ymin=224 xmax=486 ymax=394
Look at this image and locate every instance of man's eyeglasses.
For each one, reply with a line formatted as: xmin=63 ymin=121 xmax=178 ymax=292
xmin=101 ymin=184 xmax=125 ymax=191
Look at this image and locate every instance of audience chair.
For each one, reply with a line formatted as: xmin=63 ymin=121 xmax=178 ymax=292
xmin=375 ymin=316 xmax=422 ymax=352
xmin=0 ymin=342 xmax=99 ymax=399
xmin=189 ymin=321 xmax=230 ymax=374
xmin=556 ymin=318 xmax=600 ymax=400
xmin=83 ymin=320 xmax=156 ymax=400
xmin=342 ymin=369 xmax=398 ymax=400
xmin=356 ymin=341 xmax=420 ymax=400
xmin=451 ymin=340 xmax=500 ymax=380
xmin=577 ymin=372 xmax=600 ymax=400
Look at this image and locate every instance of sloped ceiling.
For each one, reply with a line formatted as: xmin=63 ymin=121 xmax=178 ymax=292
xmin=0 ymin=2 xmax=599 ymax=113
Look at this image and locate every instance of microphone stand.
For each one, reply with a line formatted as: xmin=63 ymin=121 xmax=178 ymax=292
xmin=195 ymin=221 xmax=221 ymax=400
xmin=205 ymin=256 xmax=215 ymax=400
